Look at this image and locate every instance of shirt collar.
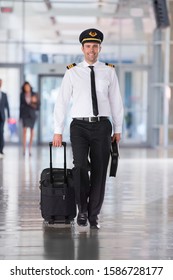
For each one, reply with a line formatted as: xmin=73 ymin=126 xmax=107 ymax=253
xmin=83 ymin=60 xmax=100 ymax=67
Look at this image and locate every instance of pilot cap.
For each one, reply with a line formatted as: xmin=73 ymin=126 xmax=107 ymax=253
xmin=79 ymin=28 xmax=104 ymax=44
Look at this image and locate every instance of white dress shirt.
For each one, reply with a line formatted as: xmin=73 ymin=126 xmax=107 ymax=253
xmin=54 ymin=60 xmax=124 ymax=134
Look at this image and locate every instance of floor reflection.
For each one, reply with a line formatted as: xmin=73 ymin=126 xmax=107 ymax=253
xmin=43 ymin=224 xmax=75 ymax=260
xmin=0 ymin=145 xmax=173 ymax=259
xmin=42 ymin=223 xmax=100 ymax=260
xmin=76 ymin=230 xmax=99 ymax=260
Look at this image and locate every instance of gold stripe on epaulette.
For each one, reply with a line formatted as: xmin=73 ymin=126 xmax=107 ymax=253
xmin=105 ymin=63 xmax=115 ymax=68
xmin=66 ymin=63 xmax=76 ymax=69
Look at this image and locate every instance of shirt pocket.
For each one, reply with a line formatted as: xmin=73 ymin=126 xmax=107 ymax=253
xmin=96 ymin=80 xmax=109 ymax=99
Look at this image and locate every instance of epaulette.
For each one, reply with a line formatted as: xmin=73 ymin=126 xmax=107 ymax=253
xmin=105 ymin=63 xmax=115 ymax=68
xmin=66 ymin=63 xmax=76 ymax=70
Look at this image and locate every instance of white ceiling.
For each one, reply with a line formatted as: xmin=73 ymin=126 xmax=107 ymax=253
xmin=0 ymin=0 xmax=156 ymax=40
xmin=0 ymin=0 xmax=167 ymax=56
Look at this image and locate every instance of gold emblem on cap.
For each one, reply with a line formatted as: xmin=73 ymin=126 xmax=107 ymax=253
xmin=89 ymin=31 xmax=97 ymax=37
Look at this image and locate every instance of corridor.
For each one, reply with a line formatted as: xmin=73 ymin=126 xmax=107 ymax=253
xmin=0 ymin=144 xmax=173 ymax=260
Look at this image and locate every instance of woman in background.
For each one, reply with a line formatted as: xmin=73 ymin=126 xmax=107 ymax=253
xmin=19 ymin=81 xmax=39 ymax=156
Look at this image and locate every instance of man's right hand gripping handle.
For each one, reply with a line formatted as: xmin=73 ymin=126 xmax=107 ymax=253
xmin=52 ymin=134 xmax=62 ymax=147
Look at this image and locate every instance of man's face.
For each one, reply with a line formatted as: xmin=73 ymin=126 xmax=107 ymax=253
xmin=82 ymin=42 xmax=101 ymax=64
xmin=0 ymin=80 xmax=2 ymax=88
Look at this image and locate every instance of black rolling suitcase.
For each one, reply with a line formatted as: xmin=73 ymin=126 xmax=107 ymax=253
xmin=40 ymin=142 xmax=76 ymax=224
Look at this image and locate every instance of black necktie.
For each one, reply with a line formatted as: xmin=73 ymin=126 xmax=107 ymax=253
xmin=88 ymin=66 xmax=99 ymax=116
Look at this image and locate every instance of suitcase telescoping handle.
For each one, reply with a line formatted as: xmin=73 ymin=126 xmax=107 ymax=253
xmin=49 ymin=142 xmax=67 ymax=184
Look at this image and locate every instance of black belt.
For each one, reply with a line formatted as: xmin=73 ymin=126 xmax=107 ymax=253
xmin=73 ymin=117 xmax=109 ymax=123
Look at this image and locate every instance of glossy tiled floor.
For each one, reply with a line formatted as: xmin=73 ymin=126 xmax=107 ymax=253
xmin=0 ymin=144 xmax=173 ymax=260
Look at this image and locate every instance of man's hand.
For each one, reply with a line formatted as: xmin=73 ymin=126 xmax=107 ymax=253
xmin=52 ymin=134 xmax=62 ymax=147
xmin=112 ymin=133 xmax=121 ymax=143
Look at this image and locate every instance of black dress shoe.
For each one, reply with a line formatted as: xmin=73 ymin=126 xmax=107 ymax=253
xmin=77 ymin=213 xmax=88 ymax=227
xmin=90 ymin=222 xmax=100 ymax=230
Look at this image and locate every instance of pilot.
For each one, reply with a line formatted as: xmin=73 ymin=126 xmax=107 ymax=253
xmin=53 ymin=28 xmax=124 ymax=229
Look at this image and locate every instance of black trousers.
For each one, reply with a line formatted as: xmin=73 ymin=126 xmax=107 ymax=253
xmin=70 ymin=119 xmax=112 ymax=223
xmin=0 ymin=120 xmax=5 ymax=153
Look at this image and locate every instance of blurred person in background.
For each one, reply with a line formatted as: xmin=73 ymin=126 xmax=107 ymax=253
xmin=0 ymin=78 xmax=10 ymax=159
xmin=19 ymin=81 xmax=39 ymax=156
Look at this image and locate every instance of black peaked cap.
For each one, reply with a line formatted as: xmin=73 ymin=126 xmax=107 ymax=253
xmin=79 ymin=28 xmax=104 ymax=44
